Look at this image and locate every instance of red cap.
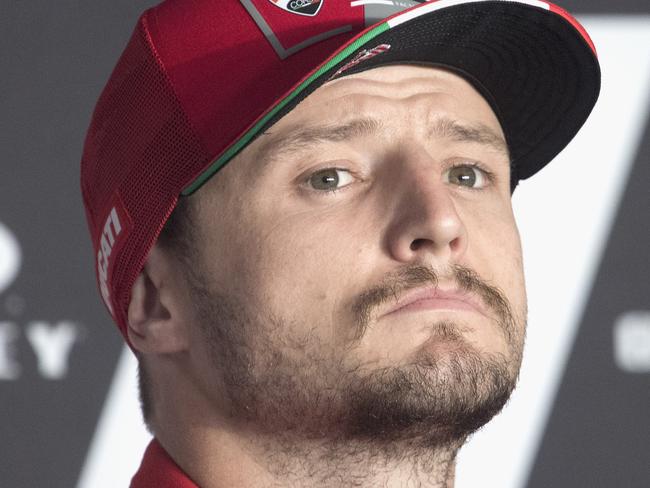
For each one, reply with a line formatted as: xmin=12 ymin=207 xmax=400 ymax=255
xmin=80 ymin=0 xmax=600 ymax=341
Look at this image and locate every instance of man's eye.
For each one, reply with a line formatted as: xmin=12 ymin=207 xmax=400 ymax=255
xmin=307 ymin=168 xmax=355 ymax=191
xmin=445 ymin=164 xmax=491 ymax=189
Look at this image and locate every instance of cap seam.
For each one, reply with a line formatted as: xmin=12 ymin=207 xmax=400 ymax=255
xmin=140 ymin=10 xmax=212 ymax=176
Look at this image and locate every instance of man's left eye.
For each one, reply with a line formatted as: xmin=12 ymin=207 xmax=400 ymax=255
xmin=307 ymin=168 xmax=355 ymax=192
xmin=445 ymin=164 xmax=491 ymax=189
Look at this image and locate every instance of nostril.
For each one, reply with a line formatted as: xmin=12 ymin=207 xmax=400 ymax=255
xmin=449 ymin=236 xmax=463 ymax=252
xmin=410 ymin=238 xmax=430 ymax=251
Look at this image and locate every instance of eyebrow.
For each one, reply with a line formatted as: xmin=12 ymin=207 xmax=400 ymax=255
xmin=255 ymin=115 xmax=509 ymax=166
xmin=256 ymin=118 xmax=381 ymax=166
xmin=429 ymin=117 xmax=509 ymax=157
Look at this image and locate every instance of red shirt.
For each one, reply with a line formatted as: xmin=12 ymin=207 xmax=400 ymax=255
xmin=131 ymin=439 xmax=199 ymax=487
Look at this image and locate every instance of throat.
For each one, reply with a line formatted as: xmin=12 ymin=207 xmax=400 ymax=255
xmin=249 ymin=434 xmax=462 ymax=488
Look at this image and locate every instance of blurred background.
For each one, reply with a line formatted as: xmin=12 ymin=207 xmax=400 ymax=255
xmin=1 ymin=1 xmax=648 ymax=487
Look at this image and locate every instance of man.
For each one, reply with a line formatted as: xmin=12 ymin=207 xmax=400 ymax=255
xmin=80 ymin=0 xmax=600 ymax=486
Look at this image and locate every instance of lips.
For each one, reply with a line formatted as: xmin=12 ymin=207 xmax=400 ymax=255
xmin=381 ymin=286 xmax=487 ymax=318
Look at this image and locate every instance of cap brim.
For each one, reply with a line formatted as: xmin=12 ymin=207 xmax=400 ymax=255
xmin=183 ymin=0 xmax=600 ymax=195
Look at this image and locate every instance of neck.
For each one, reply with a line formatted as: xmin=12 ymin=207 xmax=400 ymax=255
xmin=155 ymin=422 xmax=461 ymax=488
xmin=255 ymin=434 xmax=460 ymax=488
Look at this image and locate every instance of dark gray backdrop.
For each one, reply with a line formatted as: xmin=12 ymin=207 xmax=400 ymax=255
xmin=1 ymin=1 xmax=648 ymax=487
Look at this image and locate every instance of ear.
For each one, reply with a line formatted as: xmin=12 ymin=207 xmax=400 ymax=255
xmin=127 ymin=245 xmax=190 ymax=354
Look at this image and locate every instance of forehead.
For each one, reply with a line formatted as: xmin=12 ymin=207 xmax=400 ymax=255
xmin=286 ymin=64 xmax=502 ymax=130
xmin=249 ymin=65 xmax=507 ymax=165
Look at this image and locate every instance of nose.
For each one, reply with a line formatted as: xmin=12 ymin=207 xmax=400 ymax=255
xmin=384 ymin=156 xmax=468 ymax=265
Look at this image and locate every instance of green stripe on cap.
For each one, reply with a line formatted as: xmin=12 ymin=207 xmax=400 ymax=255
xmin=182 ymin=21 xmax=390 ymax=196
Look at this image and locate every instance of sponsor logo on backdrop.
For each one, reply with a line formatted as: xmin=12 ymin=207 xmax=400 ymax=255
xmin=0 ymin=221 xmax=83 ymax=381
xmin=0 ymin=222 xmax=21 ymax=295
xmin=614 ymin=311 xmax=650 ymax=372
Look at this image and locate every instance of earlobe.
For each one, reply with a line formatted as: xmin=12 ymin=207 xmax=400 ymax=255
xmin=127 ymin=246 xmax=190 ymax=354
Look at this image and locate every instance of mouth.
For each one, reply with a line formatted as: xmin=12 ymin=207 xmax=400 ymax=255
xmin=380 ymin=286 xmax=488 ymax=319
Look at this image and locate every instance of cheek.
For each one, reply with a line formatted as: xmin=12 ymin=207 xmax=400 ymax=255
xmin=467 ymin=209 xmax=526 ymax=310
xmin=217 ymin=204 xmax=357 ymax=325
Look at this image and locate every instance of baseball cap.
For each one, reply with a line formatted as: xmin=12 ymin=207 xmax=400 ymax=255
xmin=80 ymin=0 xmax=600 ymax=342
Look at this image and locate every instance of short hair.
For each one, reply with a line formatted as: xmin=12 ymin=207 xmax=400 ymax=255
xmin=157 ymin=196 xmax=196 ymax=262
xmin=135 ymin=351 xmax=154 ymax=431
xmin=135 ymin=196 xmax=195 ymax=428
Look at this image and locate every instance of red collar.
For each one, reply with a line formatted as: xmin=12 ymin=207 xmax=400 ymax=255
xmin=131 ymin=439 xmax=199 ymax=488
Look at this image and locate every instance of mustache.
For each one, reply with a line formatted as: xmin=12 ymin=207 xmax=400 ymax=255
xmin=351 ymin=264 xmax=516 ymax=345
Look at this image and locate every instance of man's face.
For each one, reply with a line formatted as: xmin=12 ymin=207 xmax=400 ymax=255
xmin=173 ymin=65 xmax=527 ymax=446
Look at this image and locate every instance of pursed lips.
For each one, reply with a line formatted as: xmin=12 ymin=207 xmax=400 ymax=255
xmin=380 ymin=286 xmax=489 ymax=319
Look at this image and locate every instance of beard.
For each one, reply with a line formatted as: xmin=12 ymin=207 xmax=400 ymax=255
xmin=187 ymin=262 xmax=525 ymax=450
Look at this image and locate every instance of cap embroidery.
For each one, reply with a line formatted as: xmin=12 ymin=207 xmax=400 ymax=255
xmin=330 ymin=43 xmax=391 ymax=79
xmin=96 ymin=195 xmax=131 ymax=318
xmin=267 ymin=0 xmax=323 ymax=17
xmin=242 ymin=0 xmax=350 ymax=59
